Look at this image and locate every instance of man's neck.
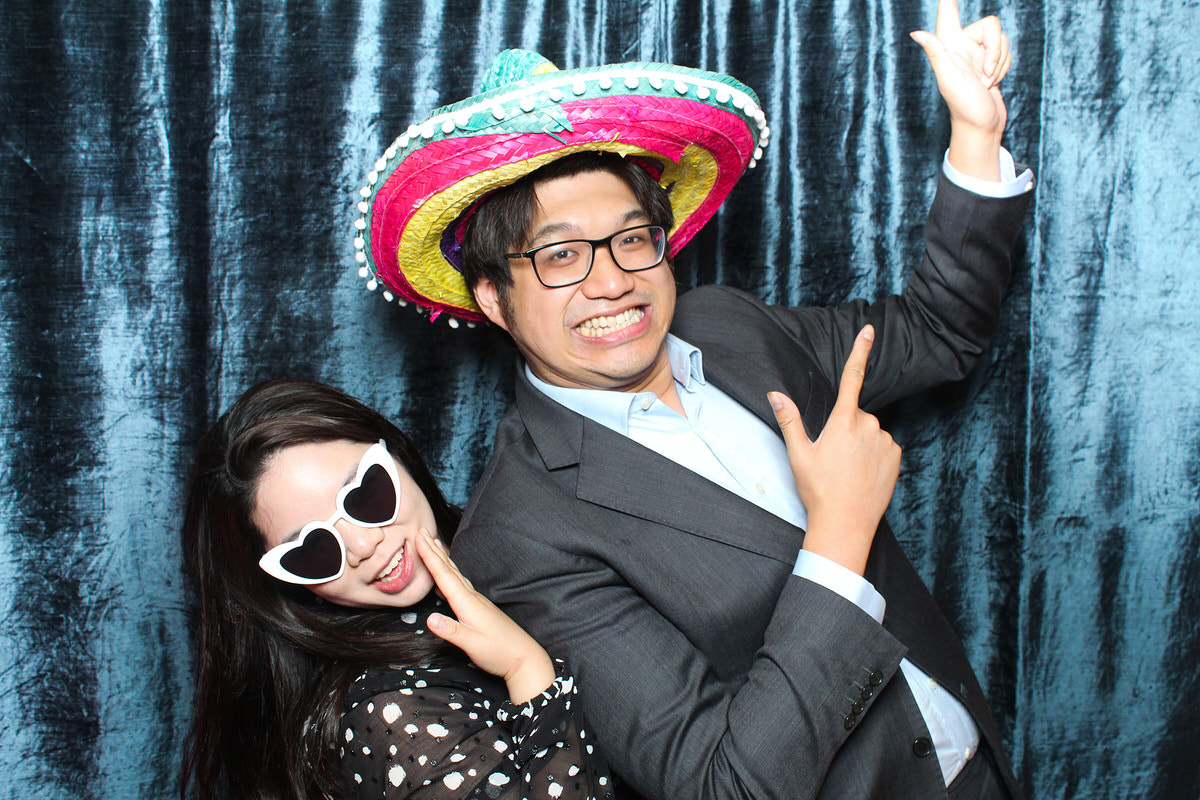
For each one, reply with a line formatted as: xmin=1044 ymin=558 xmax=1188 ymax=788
xmin=649 ymin=368 xmax=685 ymax=417
xmin=526 ymin=342 xmax=688 ymax=417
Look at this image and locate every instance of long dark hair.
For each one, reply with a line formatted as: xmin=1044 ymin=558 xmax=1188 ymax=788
xmin=179 ymin=379 xmax=461 ymax=800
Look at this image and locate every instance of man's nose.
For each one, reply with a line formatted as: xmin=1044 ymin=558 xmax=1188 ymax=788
xmin=580 ymin=243 xmax=635 ymax=298
xmin=340 ymin=523 xmax=385 ymax=567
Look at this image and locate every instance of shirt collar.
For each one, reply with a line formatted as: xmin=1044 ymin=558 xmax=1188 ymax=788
xmin=525 ymin=334 xmax=706 ymax=434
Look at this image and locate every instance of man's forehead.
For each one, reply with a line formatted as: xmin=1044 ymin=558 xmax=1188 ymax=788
xmin=526 ymin=170 xmax=649 ymax=239
xmin=527 ymin=209 xmax=651 ymax=243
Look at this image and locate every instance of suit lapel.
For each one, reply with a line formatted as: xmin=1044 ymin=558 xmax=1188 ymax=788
xmin=515 ymin=368 xmax=803 ymax=565
xmin=575 ymin=419 xmax=804 ymax=564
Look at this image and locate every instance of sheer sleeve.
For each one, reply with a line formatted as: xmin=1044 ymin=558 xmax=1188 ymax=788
xmin=338 ymin=660 xmax=613 ymax=800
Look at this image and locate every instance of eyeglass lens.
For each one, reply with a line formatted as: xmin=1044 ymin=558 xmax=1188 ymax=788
xmin=533 ymin=226 xmax=665 ymax=287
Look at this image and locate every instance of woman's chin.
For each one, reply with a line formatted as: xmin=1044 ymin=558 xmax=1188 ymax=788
xmin=368 ymin=569 xmax=435 ymax=609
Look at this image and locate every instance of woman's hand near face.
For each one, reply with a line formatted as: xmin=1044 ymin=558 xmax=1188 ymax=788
xmin=416 ymin=530 xmax=556 ymax=705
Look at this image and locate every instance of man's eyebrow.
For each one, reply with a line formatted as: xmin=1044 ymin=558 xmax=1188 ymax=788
xmin=617 ymin=208 xmax=651 ymax=226
xmin=527 ymin=221 xmax=576 ymax=245
xmin=526 ymin=209 xmax=651 ymax=247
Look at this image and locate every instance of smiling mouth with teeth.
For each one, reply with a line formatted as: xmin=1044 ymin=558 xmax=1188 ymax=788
xmin=576 ymin=307 xmax=645 ymax=338
xmin=375 ymin=543 xmax=406 ymax=583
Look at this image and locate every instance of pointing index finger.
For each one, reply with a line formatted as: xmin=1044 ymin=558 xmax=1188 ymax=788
xmin=936 ymin=0 xmax=963 ymax=38
xmin=834 ymin=325 xmax=875 ymax=413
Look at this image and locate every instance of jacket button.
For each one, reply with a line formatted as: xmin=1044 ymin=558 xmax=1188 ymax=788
xmin=869 ymin=670 xmax=884 ymax=687
xmin=843 ymin=715 xmax=855 ymax=731
xmin=859 ymin=686 xmax=873 ymax=702
xmin=912 ymin=737 xmax=933 ymax=758
xmin=850 ymin=699 xmax=864 ymax=715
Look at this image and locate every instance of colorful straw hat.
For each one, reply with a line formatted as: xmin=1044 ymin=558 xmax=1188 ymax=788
xmin=353 ymin=49 xmax=769 ymax=326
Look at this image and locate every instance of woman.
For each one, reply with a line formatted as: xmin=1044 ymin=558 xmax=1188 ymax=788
xmin=180 ymin=379 xmax=613 ymax=800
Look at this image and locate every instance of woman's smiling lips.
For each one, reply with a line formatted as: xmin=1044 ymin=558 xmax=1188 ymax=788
xmin=372 ymin=542 xmax=415 ymax=593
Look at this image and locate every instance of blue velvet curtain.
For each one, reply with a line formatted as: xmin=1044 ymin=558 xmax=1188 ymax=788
xmin=2 ymin=0 xmax=1197 ymax=797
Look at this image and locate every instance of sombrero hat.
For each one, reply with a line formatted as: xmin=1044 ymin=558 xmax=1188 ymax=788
xmin=353 ymin=49 xmax=769 ymax=326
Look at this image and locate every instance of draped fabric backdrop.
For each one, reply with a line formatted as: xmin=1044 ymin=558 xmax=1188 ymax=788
xmin=1 ymin=1 xmax=1197 ymax=797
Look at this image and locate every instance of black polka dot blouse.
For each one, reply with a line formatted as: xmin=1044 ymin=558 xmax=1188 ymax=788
xmin=338 ymin=618 xmax=614 ymax=799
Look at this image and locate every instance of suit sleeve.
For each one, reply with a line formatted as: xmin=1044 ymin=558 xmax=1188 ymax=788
xmin=453 ymin=517 xmax=908 ymax=800
xmin=679 ymin=171 xmax=1034 ymax=413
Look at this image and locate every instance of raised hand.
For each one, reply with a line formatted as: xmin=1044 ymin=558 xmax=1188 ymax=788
xmin=910 ymin=0 xmax=1012 ymax=179
xmin=769 ymin=326 xmax=901 ymax=576
xmin=418 ymin=529 xmax=556 ymax=704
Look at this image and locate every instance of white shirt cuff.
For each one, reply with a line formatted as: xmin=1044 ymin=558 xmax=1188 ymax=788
xmin=941 ymin=147 xmax=1034 ymax=197
xmin=793 ymin=550 xmax=886 ymax=623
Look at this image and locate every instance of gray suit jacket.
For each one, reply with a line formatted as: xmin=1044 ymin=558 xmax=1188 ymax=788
xmin=453 ymin=173 xmax=1033 ymax=800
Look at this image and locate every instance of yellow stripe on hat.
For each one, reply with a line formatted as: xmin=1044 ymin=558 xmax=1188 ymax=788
xmin=658 ymin=143 xmax=719 ymax=245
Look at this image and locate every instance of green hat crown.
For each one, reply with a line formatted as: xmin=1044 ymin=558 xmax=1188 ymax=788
xmin=479 ymin=49 xmax=558 ymax=92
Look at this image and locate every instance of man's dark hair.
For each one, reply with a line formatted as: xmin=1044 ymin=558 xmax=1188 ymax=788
xmin=461 ymin=150 xmax=675 ymax=308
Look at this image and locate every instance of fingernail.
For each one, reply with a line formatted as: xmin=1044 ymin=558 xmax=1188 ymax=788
xmin=427 ymin=613 xmax=444 ymax=632
xmin=862 ymin=325 xmax=875 ymax=341
xmin=768 ymin=392 xmax=783 ymax=411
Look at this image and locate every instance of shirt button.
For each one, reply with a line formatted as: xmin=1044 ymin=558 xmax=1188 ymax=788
xmin=755 ymin=482 xmax=766 ymax=494
xmin=964 ymin=746 xmax=973 ymax=760
xmin=640 ymin=396 xmax=654 ymax=411
xmin=912 ymin=737 xmax=933 ymax=758
xmin=928 ymin=678 xmax=939 ymax=691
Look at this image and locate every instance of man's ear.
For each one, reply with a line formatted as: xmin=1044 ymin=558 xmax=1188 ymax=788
xmin=472 ymin=277 xmax=511 ymax=333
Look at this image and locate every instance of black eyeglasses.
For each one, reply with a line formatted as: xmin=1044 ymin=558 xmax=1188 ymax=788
xmin=505 ymin=224 xmax=667 ymax=288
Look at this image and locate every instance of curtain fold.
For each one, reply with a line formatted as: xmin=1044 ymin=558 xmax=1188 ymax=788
xmin=1 ymin=1 xmax=1196 ymax=797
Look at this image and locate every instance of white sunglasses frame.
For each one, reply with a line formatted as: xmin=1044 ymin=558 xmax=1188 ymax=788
xmin=257 ymin=440 xmax=402 ymax=585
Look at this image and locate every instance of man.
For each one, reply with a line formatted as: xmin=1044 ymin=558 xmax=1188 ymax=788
xmin=353 ymin=3 xmax=1033 ymax=797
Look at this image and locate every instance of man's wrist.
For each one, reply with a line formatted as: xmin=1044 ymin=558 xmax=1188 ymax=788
xmin=942 ymin=147 xmax=1033 ymax=198
xmin=793 ymin=549 xmax=886 ymax=623
xmin=946 ymin=128 xmax=1004 ymax=181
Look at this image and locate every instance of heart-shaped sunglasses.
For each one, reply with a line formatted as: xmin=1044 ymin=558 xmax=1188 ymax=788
xmin=257 ymin=440 xmax=401 ymax=585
